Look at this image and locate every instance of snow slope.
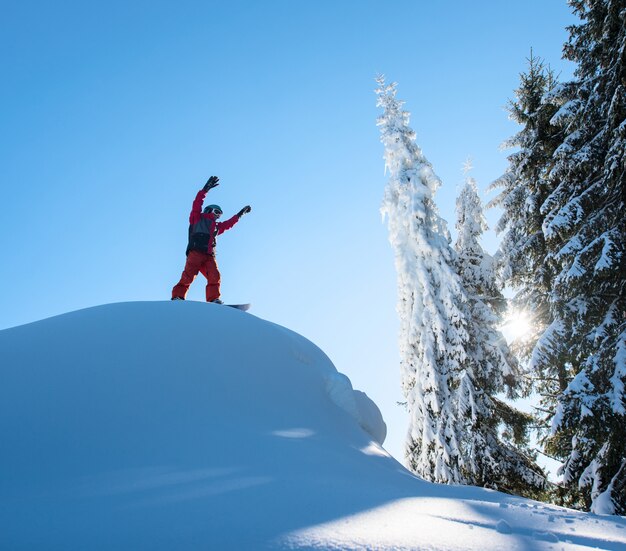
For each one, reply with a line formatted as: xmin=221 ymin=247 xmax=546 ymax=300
xmin=1 ymin=302 xmax=624 ymax=550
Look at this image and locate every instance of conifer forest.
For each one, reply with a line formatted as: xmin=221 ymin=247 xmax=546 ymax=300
xmin=378 ymin=0 xmax=625 ymax=515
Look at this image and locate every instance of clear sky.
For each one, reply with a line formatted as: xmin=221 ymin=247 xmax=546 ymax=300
xmin=1 ymin=0 xmax=578 ymax=462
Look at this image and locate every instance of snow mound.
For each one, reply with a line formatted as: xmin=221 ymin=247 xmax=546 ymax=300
xmin=1 ymin=301 xmax=625 ymax=550
xmin=324 ymin=371 xmax=387 ymax=445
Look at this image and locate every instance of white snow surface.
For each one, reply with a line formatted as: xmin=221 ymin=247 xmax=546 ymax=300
xmin=1 ymin=301 xmax=624 ymax=550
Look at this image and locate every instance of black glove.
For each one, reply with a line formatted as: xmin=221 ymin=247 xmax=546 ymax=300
xmin=237 ymin=205 xmax=252 ymax=218
xmin=203 ymin=176 xmax=220 ymax=192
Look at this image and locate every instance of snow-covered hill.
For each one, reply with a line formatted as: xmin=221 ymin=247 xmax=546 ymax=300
xmin=1 ymin=302 xmax=624 ymax=550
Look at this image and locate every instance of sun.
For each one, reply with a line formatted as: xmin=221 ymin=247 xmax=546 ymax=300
xmin=501 ymin=310 xmax=533 ymax=343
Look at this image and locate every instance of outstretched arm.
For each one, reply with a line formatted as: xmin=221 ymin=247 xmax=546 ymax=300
xmin=237 ymin=206 xmax=252 ymax=218
xmin=217 ymin=206 xmax=251 ymax=235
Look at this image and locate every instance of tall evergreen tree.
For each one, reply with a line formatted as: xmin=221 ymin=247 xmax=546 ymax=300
xmin=537 ymin=0 xmax=626 ymax=514
xmin=488 ymin=51 xmax=561 ymax=363
xmin=377 ymin=76 xmax=469 ymax=484
xmin=487 ymin=51 xmax=569 ymax=505
xmin=376 ymin=77 xmax=545 ymax=494
xmin=454 ymin=168 xmax=546 ymax=496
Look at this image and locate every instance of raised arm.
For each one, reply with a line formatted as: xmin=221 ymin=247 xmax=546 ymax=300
xmin=189 ymin=189 xmax=206 ymax=224
xmin=189 ymin=176 xmax=220 ymax=224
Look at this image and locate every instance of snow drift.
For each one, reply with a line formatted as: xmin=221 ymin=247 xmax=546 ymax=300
xmin=1 ymin=301 xmax=624 ymax=550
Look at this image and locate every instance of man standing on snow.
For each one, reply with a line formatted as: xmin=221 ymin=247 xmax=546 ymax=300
xmin=171 ymin=176 xmax=251 ymax=303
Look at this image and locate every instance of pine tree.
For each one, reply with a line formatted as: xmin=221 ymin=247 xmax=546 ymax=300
xmin=377 ymin=76 xmax=470 ymax=484
xmin=487 ymin=51 xmax=572 ymax=507
xmin=454 ymin=168 xmax=546 ymax=497
xmin=537 ymin=0 xmax=626 ymax=515
xmin=488 ymin=51 xmax=561 ymax=364
xmin=376 ymin=77 xmax=546 ymax=494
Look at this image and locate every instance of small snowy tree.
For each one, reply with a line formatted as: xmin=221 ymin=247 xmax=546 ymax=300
xmin=537 ymin=0 xmax=626 ymax=515
xmin=376 ymin=77 xmax=545 ymax=495
xmin=454 ymin=167 xmax=545 ymax=496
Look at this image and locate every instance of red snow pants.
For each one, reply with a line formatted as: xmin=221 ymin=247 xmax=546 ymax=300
xmin=171 ymin=250 xmax=221 ymax=302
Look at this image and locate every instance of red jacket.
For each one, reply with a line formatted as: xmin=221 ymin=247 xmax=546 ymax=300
xmin=186 ymin=189 xmax=239 ymax=255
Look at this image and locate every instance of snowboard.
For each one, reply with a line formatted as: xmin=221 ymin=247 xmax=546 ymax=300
xmin=171 ymin=298 xmax=250 ymax=311
xmin=223 ymin=303 xmax=251 ymax=312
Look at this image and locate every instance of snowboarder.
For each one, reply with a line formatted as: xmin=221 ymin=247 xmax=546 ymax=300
xmin=171 ymin=176 xmax=251 ymax=303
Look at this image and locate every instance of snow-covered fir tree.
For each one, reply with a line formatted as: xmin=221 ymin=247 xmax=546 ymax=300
xmin=377 ymin=76 xmax=470 ymax=484
xmin=536 ymin=0 xmax=626 ymax=515
xmin=454 ymin=168 xmax=546 ymax=497
xmin=376 ymin=77 xmax=545 ymax=494
xmin=487 ymin=51 xmax=568 ymax=503
xmin=488 ymin=51 xmax=561 ymax=364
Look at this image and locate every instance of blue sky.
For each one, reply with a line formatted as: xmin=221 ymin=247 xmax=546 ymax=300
xmin=1 ymin=0 xmax=577 ymax=462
